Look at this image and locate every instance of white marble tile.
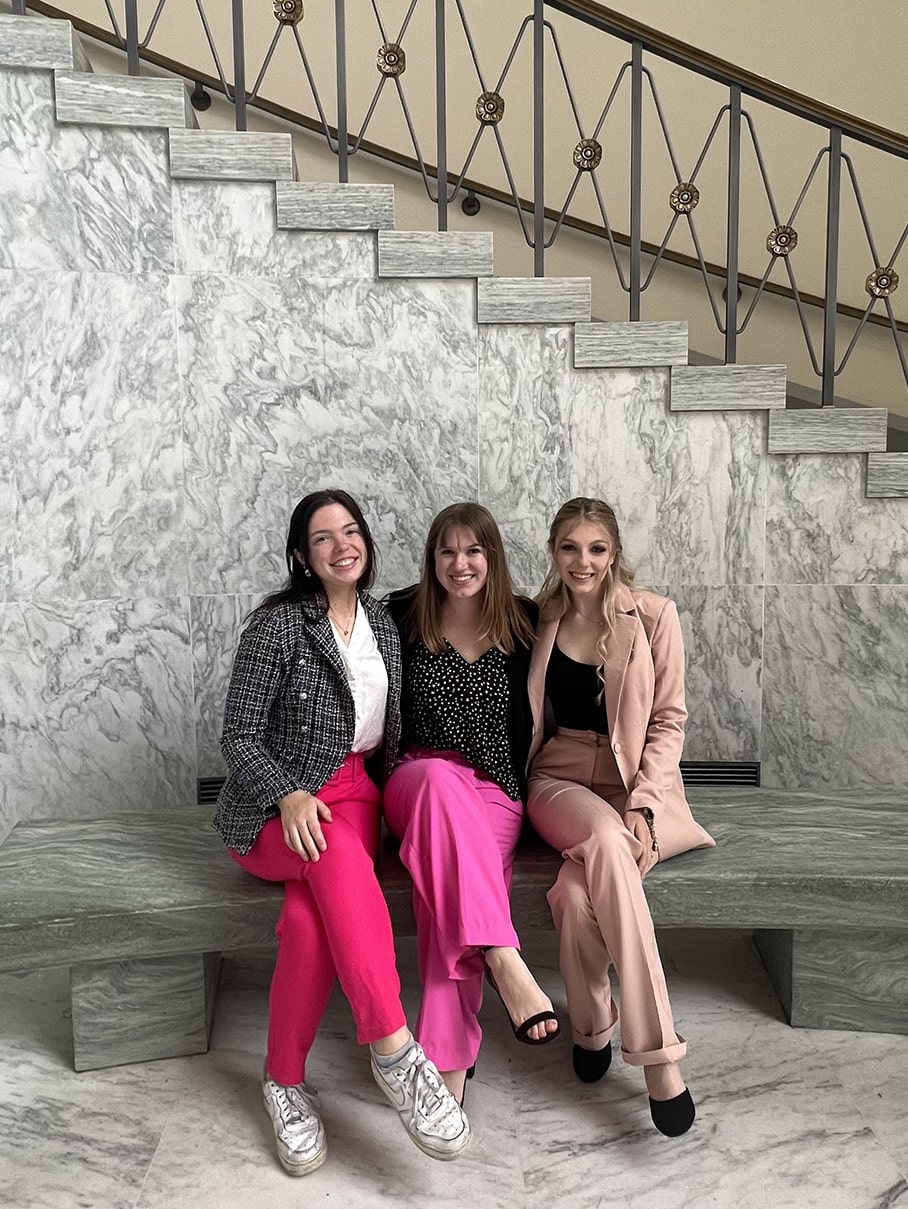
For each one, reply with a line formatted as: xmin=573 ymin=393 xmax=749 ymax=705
xmin=173 ymin=181 xmax=376 ymax=278
xmin=766 ymin=454 xmax=908 ymax=585
xmin=653 ymin=585 xmax=763 ymax=762
xmin=479 ymin=334 xmax=767 ymax=592
xmin=0 ymin=270 xmax=185 ymax=603
xmin=191 ymin=594 xmax=257 ymax=777
xmin=321 ymin=279 xmax=480 ymax=594
xmin=0 ymin=598 xmax=195 ymax=824
xmin=762 ymin=585 xmax=908 ymax=790
xmin=0 ymin=69 xmax=173 ymax=272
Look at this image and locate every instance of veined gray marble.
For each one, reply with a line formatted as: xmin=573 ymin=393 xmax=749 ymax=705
xmin=651 ymin=584 xmax=763 ymax=762
xmin=477 ymin=277 xmax=591 ymax=324
xmin=168 ymin=129 xmax=295 ymax=181
xmin=0 ymin=599 xmax=195 ymax=826
xmin=54 ymin=71 xmax=193 ymax=129
xmin=175 ymin=273 xmax=327 ymax=596
xmin=574 ymin=320 xmax=688 ymax=367
xmin=276 ymin=180 xmax=394 ymax=230
xmin=0 ymin=271 xmax=185 ymax=602
xmin=173 ymin=182 xmax=376 ymax=278
xmin=768 ymin=407 xmax=888 ymax=453
xmin=0 ymin=13 xmax=89 ymax=71
xmin=867 ymin=452 xmax=908 ymax=497
xmin=376 ymin=231 xmax=493 ymax=278
xmin=0 ymin=69 xmax=174 ymax=272
xmin=191 ymin=594 xmax=257 ymax=777
xmin=321 ymin=278 xmax=480 ymax=594
xmin=71 ymin=952 xmax=220 ymax=1070
xmin=670 ymin=363 xmax=787 ymax=410
xmin=762 ymin=584 xmax=908 ymax=789
xmin=765 ymin=454 xmax=908 ymax=585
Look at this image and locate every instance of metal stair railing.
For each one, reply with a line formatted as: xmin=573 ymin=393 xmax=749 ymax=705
xmin=10 ymin=0 xmax=908 ymax=419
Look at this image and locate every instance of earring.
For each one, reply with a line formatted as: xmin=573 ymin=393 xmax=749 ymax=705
xmin=303 ymin=567 xmax=311 ymax=578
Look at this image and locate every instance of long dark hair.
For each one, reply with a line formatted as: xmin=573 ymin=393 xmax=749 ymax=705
xmin=261 ymin=490 xmax=378 ymax=609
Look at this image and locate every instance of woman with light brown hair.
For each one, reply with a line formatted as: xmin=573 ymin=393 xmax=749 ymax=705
xmin=384 ymin=503 xmax=560 ymax=1109
xmin=527 ymin=498 xmax=713 ymax=1137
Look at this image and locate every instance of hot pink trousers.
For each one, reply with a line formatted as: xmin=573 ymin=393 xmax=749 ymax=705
xmin=230 ymin=754 xmax=406 ymax=1086
xmin=528 ymin=730 xmax=686 ymax=1067
xmin=383 ymin=750 xmax=525 ymax=1072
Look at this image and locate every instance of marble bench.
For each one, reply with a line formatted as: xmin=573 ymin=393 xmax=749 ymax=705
xmin=0 ymin=788 xmax=905 ymax=1071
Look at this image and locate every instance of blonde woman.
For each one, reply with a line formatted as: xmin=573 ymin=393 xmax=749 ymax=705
xmin=527 ymin=498 xmax=713 ymax=1137
xmin=384 ymin=503 xmax=560 ymax=1109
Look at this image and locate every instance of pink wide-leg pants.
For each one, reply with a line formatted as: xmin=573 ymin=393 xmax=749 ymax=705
xmin=383 ymin=750 xmax=525 ymax=1072
xmin=528 ymin=730 xmax=686 ymax=1067
xmin=230 ymin=754 xmax=406 ymax=1086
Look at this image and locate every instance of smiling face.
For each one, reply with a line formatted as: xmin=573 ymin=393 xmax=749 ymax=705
xmin=298 ymin=503 xmax=367 ymax=591
xmin=552 ymin=520 xmax=615 ymax=600
xmin=434 ymin=525 xmax=489 ymax=600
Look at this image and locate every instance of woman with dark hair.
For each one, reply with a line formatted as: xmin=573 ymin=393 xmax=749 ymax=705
xmin=526 ymin=498 xmax=714 ymax=1137
xmin=384 ymin=502 xmax=560 ymax=1110
xmin=214 ymin=490 xmax=469 ymax=1176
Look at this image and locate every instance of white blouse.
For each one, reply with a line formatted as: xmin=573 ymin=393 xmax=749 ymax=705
xmin=330 ymin=604 xmax=389 ymax=755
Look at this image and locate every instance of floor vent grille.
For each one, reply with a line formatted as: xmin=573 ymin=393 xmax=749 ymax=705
xmin=680 ymin=761 xmax=760 ymax=787
xmin=198 ymin=776 xmax=226 ymax=804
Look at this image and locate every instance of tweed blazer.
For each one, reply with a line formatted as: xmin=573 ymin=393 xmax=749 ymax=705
xmin=213 ymin=591 xmax=402 ymax=854
xmin=528 ymin=584 xmax=714 ymax=859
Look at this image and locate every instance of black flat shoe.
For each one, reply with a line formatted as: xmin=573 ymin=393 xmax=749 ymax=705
xmin=572 ymin=1042 xmax=612 ymax=1083
xmin=649 ymin=1088 xmax=696 ymax=1137
xmin=466 ymin=1063 xmax=476 ymax=1079
xmin=485 ymin=969 xmax=561 ymax=1046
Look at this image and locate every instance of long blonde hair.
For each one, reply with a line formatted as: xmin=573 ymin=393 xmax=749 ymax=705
xmin=536 ymin=498 xmax=636 ymax=677
xmin=409 ymin=503 xmax=535 ymax=655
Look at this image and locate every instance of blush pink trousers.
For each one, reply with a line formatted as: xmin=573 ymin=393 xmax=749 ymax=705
xmin=383 ymin=750 xmax=525 ymax=1073
xmin=229 ymin=754 xmax=406 ymax=1087
xmin=528 ymin=730 xmax=686 ymax=1067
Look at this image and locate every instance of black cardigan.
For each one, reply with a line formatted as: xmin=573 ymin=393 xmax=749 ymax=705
xmin=385 ymin=587 xmax=539 ymax=800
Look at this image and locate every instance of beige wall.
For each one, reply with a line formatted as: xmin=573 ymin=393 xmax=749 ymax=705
xmin=72 ymin=0 xmax=907 ymax=419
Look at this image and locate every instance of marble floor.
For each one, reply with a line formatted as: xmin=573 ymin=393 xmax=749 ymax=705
xmin=1 ymin=930 xmax=906 ymax=1209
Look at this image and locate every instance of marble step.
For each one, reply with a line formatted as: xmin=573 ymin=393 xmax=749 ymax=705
xmin=574 ymin=321 xmax=687 ymax=367
xmin=0 ymin=13 xmax=90 ymax=73
xmin=477 ymin=277 xmax=591 ymax=324
xmin=168 ymin=129 xmax=295 ymax=182
xmin=865 ymin=453 xmax=908 ymax=498
xmin=671 ymin=364 xmax=787 ymax=411
xmin=276 ymin=181 xmax=394 ymax=231
xmin=55 ymin=72 xmax=194 ymax=129
xmin=768 ymin=408 xmax=889 ymax=454
xmin=377 ymin=231 xmax=493 ymax=278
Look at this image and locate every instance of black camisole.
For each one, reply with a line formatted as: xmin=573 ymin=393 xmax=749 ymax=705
xmin=545 ymin=642 xmax=609 ymax=735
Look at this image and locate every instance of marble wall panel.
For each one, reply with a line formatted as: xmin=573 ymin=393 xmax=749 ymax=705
xmin=0 ymin=270 xmax=185 ymax=603
xmin=766 ymin=453 xmax=908 ymax=585
xmin=172 ymin=182 xmax=376 ymax=279
xmin=191 ymin=594 xmax=257 ymax=778
xmin=653 ymin=584 xmax=763 ymax=762
xmin=762 ymin=585 xmax=908 ymax=789
xmin=0 ymin=598 xmax=194 ymax=823
xmin=0 ymin=70 xmax=173 ymax=273
xmin=321 ymin=279 xmax=480 ymax=593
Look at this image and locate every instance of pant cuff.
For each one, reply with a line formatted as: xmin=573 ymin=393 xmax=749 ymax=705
xmin=570 ymin=1020 xmax=618 ymax=1050
xmin=621 ymin=1033 xmax=687 ymax=1066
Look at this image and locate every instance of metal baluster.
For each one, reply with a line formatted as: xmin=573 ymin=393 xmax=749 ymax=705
xmin=724 ymin=84 xmax=741 ymax=363
xmin=533 ymin=0 xmax=545 ymax=277
xmin=230 ymin=0 xmax=247 ymax=130
xmin=435 ymin=0 xmax=447 ymax=230
xmin=822 ymin=128 xmax=842 ymax=406
xmin=124 ymin=0 xmax=140 ymax=75
xmin=335 ymin=0 xmax=348 ymax=182
xmin=629 ymin=41 xmax=643 ymax=320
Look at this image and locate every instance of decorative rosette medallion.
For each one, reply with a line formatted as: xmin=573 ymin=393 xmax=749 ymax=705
xmin=573 ymin=138 xmax=602 ymax=171
xmin=670 ymin=182 xmax=699 ymax=213
xmin=274 ymin=0 xmax=303 ymax=24
xmin=377 ymin=43 xmax=406 ymax=76
xmin=476 ymin=92 xmax=505 ymax=125
xmin=767 ymin=225 xmax=798 ymax=256
xmin=866 ymin=267 xmax=899 ymax=298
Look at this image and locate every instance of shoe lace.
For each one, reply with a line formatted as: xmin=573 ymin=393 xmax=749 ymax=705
xmin=399 ymin=1057 xmax=454 ymax=1130
xmin=273 ymin=1084 xmax=316 ymax=1129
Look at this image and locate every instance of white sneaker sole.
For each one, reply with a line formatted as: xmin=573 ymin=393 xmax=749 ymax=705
xmin=408 ymin=1125 xmax=471 ymax=1162
xmin=262 ymin=1088 xmax=328 ymax=1177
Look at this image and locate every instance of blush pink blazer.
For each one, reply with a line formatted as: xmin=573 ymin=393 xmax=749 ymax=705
xmin=527 ymin=584 xmax=714 ymax=860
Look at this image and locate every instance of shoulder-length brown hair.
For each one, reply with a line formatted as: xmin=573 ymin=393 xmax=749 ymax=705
xmin=410 ymin=503 xmax=535 ymax=654
xmin=536 ymin=498 xmax=636 ymax=673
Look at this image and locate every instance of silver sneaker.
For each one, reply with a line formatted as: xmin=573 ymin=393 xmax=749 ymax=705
xmin=370 ymin=1041 xmax=471 ymax=1161
xmin=262 ymin=1075 xmax=327 ymax=1176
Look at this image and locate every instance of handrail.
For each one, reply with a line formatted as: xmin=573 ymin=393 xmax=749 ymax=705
xmin=24 ymin=0 xmax=904 ymax=338
xmin=549 ymin=0 xmax=908 ymax=158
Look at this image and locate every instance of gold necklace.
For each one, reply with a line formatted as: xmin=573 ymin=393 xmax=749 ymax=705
xmin=328 ymin=603 xmax=356 ymax=637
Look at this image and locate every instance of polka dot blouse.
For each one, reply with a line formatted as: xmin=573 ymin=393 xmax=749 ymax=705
xmin=404 ymin=641 xmax=522 ymax=801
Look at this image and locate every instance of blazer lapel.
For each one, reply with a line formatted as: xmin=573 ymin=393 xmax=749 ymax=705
xmin=302 ymin=597 xmax=349 ymax=686
xmin=604 ymin=586 xmax=639 ymax=735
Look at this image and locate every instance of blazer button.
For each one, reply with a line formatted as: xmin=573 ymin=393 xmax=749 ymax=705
xmin=612 ymin=742 xmax=621 ymax=754
xmin=300 ymin=692 xmax=308 ymax=700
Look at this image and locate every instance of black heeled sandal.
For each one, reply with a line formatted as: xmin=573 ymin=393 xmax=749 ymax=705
xmin=649 ymin=1087 xmax=696 ymax=1137
xmin=484 ymin=968 xmax=561 ymax=1046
